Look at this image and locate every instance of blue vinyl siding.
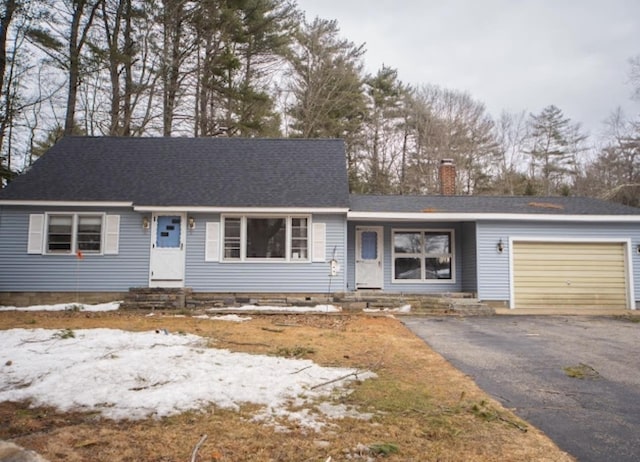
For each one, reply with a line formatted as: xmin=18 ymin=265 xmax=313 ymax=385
xmin=185 ymin=214 xmax=347 ymax=293
xmin=461 ymin=222 xmax=478 ymax=293
xmin=347 ymin=221 xmax=466 ymax=293
xmin=476 ymin=220 xmax=640 ymax=304
xmin=0 ymin=206 xmax=149 ymax=292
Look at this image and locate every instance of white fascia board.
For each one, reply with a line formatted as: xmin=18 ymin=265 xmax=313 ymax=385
xmin=0 ymin=200 xmax=133 ymax=207
xmin=347 ymin=211 xmax=640 ymax=223
xmin=133 ymin=206 xmax=349 ymax=214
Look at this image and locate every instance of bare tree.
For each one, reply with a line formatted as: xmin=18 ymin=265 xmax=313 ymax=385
xmin=493 ymin=111 xmax=528 ymax=194
xmin=629 ymin=55 xmax=640 ymax=102
xmin=27 ymin=0 xmax=103 ymax=136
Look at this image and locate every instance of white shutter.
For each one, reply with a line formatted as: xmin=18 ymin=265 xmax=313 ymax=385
xmin=312 ymin=222 xmax=326 ymax=262
xmin=205 ymin=222 xmax=220 ymax=262
xmin=104 ymin=215 xmax=120 ymax=255
xmin=27 ymin=214 xmax=45 ymax=254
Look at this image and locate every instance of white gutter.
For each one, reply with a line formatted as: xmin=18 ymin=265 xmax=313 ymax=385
xmin=0 ymin=200 xmax=134 ymax=207
xmin=134 ymin=206 xmax=350 ymax=214
xmin=347 ymin=211 xmax=640 ymax=223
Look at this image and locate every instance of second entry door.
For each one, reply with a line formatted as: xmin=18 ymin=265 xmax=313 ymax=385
xmin=355 ymin=226 xmax=383 ymax=289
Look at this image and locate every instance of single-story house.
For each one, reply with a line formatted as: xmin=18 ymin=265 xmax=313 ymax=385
xmin=0 ymin=136 xmax=639 ymax=311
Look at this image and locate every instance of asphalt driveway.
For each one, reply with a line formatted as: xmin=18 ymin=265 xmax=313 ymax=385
xmin=402 ymin=316 xmax=640 ymax=462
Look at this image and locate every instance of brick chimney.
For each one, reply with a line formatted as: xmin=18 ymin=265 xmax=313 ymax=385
xmin=439 ymin=159 xmax=456 ymax=195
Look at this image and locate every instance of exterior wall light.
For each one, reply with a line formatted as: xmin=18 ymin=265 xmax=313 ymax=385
xmin=188 ymin=217 xmax=196 ymax=229
xmin=142 ymin=216 xmax=150 ymax=229
xmin=497 ymin=239 xmax=504 ymax=253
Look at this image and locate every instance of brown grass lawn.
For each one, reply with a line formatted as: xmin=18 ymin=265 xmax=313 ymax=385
xmin=0 ymin=311 xmax=574 ymax=461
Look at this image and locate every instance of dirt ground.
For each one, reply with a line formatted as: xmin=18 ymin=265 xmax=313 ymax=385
xmin=0 ymin=310 xmax=575 ymax=461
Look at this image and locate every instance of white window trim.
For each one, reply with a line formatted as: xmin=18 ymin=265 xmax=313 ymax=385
xmin=44 ymin=212 xmax=106 ymax=256
xmin=392 ymin=228 xmax=456 ymax=284
xmin=220 ymin=214 xmax=311 ymax=263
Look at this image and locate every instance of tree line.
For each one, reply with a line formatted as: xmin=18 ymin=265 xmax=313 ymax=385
xmin=2 ymin=0 xmax=639 ymax=203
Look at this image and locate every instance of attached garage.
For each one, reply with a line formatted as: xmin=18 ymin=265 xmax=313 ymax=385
xmin=512 ymin=241 xmax=630 ymax=310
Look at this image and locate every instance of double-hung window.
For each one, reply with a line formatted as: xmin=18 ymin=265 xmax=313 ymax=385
xmin=222 ymin=216 xmax=309 ymax=261
xmin=46 ymin=214 xmax=104 ymax=254
xmin=393 ymin=229 xmax=454 ymax=282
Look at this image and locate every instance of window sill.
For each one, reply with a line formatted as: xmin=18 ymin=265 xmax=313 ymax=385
xmin=392 ymin=279 xmax=456 ymax=284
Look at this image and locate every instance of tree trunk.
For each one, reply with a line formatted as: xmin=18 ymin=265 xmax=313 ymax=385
xmin=64 ymin=1 xmax=83 ymax=136
xmin=0 ymin=0 xmax=17 ymax=95
xmin=122 ymin=0 xmax=133 ymax=135
xmin=102 ymin=0 xmax=124 ymax=135
xmin=64 ymin=0 xmax=101 ymax=137
xmin=162 ymin=0 xmax=183 ymax=137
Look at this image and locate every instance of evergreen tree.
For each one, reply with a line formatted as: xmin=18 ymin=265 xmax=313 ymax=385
xmin=362 ymin=65 xmax=406 ymax=193
xmin=286 ymin=17 xmax=366 ymax=189
xmin=193 ymin=0 xmax=296 ymax=137
xmin=527 ymin=105 xmax=586 ymax=195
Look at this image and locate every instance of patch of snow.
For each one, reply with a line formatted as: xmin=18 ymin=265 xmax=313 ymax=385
xmin=363 ymin=304 xmax=411 ymax=313
xmin=208 ymin=304 xmax=342 ymax=313
xmin=0 ymin=301 xmax=121 ymax=312
xmin=0 ymin=328 xmax=374 ymax=429
xmin=193 ymin=314 xmax=252 ymax=323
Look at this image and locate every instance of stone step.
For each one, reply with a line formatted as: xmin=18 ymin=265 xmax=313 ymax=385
xmin=121 ymin=288 xmax=491 ymax=316
xmin=448 ymin=298 xmax=495 ymax=316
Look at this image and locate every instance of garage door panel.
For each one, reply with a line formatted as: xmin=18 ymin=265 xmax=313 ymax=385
xmin=514 ymin=269 xmax=624 ymax=278
xmin=514 ymin=284 xmax=627 ymax=293
xmin=515 ymin=275 xmax=626 ymax=282
xmin=516 ymin=291 xmax=628 ymax=300
xmin=513 ymin=241 xmax=628 ymax=310
xmin=516 ymin=250 xmax=624 ymax=259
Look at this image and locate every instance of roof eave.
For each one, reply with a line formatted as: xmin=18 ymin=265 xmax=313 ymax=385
xmin=133 ymin=205 xmax=350 ymax=214
xmin=347 ymin=211 xmax=640 ymax=222
xmin=0 ymin=200 xmax=134 ymax=207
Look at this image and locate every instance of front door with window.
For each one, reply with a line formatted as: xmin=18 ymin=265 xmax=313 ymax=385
xmin=355 ymin=226 xmax=383 ymax=289
xmin=149 ymin=214 xmax=185 ymax=287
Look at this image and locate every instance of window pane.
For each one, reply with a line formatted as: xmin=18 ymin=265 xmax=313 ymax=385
xmin=361 ymin=231 xmax=378 ymax=259
xmin=394 ymin=232 xmax=421 ymax=253
xmin=247 ymin=218 xmax=285 ymax=258
xmin=291 ymin=218 xmax=308 ymax=260
xmin=395 ymin=257 xmax=421 ymax=279
xmin=156 ymin=215 xmax=182 ymax=248
xmin=425 ymin=257 xmax=452 ymax=279
xmin=77 ymin=216 xmax=102 ymax=252
xmin=48 ymin=215 xmax=72 ymax=252
xmin=224 ymin=218 xmax=241 ymax=259
xmin=425 ymin=232 xmax=450 ymax=254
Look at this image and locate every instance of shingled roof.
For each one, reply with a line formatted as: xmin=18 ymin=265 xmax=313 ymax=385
xmin=0 ymin=137 xmax=350 ymax=208
xmin=350 ymin=194 xmax=640 ymax=215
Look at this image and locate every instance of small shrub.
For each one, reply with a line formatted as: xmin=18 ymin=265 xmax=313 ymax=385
xmin=370 ymin=443 xmax=399 ymax=456
xmin=273 ymin=345 xmax=315 ymax=358
xmin=53 ymin=328 xmax=76 ymax=339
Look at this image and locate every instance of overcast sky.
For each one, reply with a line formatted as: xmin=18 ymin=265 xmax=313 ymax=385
xmin=295 ymin=0 xmax=640 ymax=137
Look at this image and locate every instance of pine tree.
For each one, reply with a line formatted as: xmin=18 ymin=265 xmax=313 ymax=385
xmin=286 ymin=17 xmax=366 ymax=189
xmin=527 ymin=105 xmax=585 ymax=195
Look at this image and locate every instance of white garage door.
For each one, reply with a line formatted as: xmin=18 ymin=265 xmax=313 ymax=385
xmin=513 ymin=241 xmax=629 ymax=310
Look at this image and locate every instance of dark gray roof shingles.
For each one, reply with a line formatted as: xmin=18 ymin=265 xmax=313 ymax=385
xmin=0 ymin=137 xmax=350 ymax=208
xmin=349 ymin=194 xmax=640 ymax=215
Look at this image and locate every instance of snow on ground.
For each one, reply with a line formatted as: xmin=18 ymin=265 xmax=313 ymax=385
xmin=0 ymin=328 xmax=374 ymax=429
xmin=208 ymin=304 xmax=341 ymax=313
xmin=363 ymin=305 xmax=412 ymax=314
xmin=0 ymin=302 xmax=342 ymax=314
xmin=192 ymin=314 xmax=252 ymax=322
xmin=0 ymin=301 xmax=121 ymax=312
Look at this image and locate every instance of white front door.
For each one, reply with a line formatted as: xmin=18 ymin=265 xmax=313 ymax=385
xmin=355 ymin=226 xmax=383 ymax=289
xmin=149 ymin=213 xmax=186 ymax=287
